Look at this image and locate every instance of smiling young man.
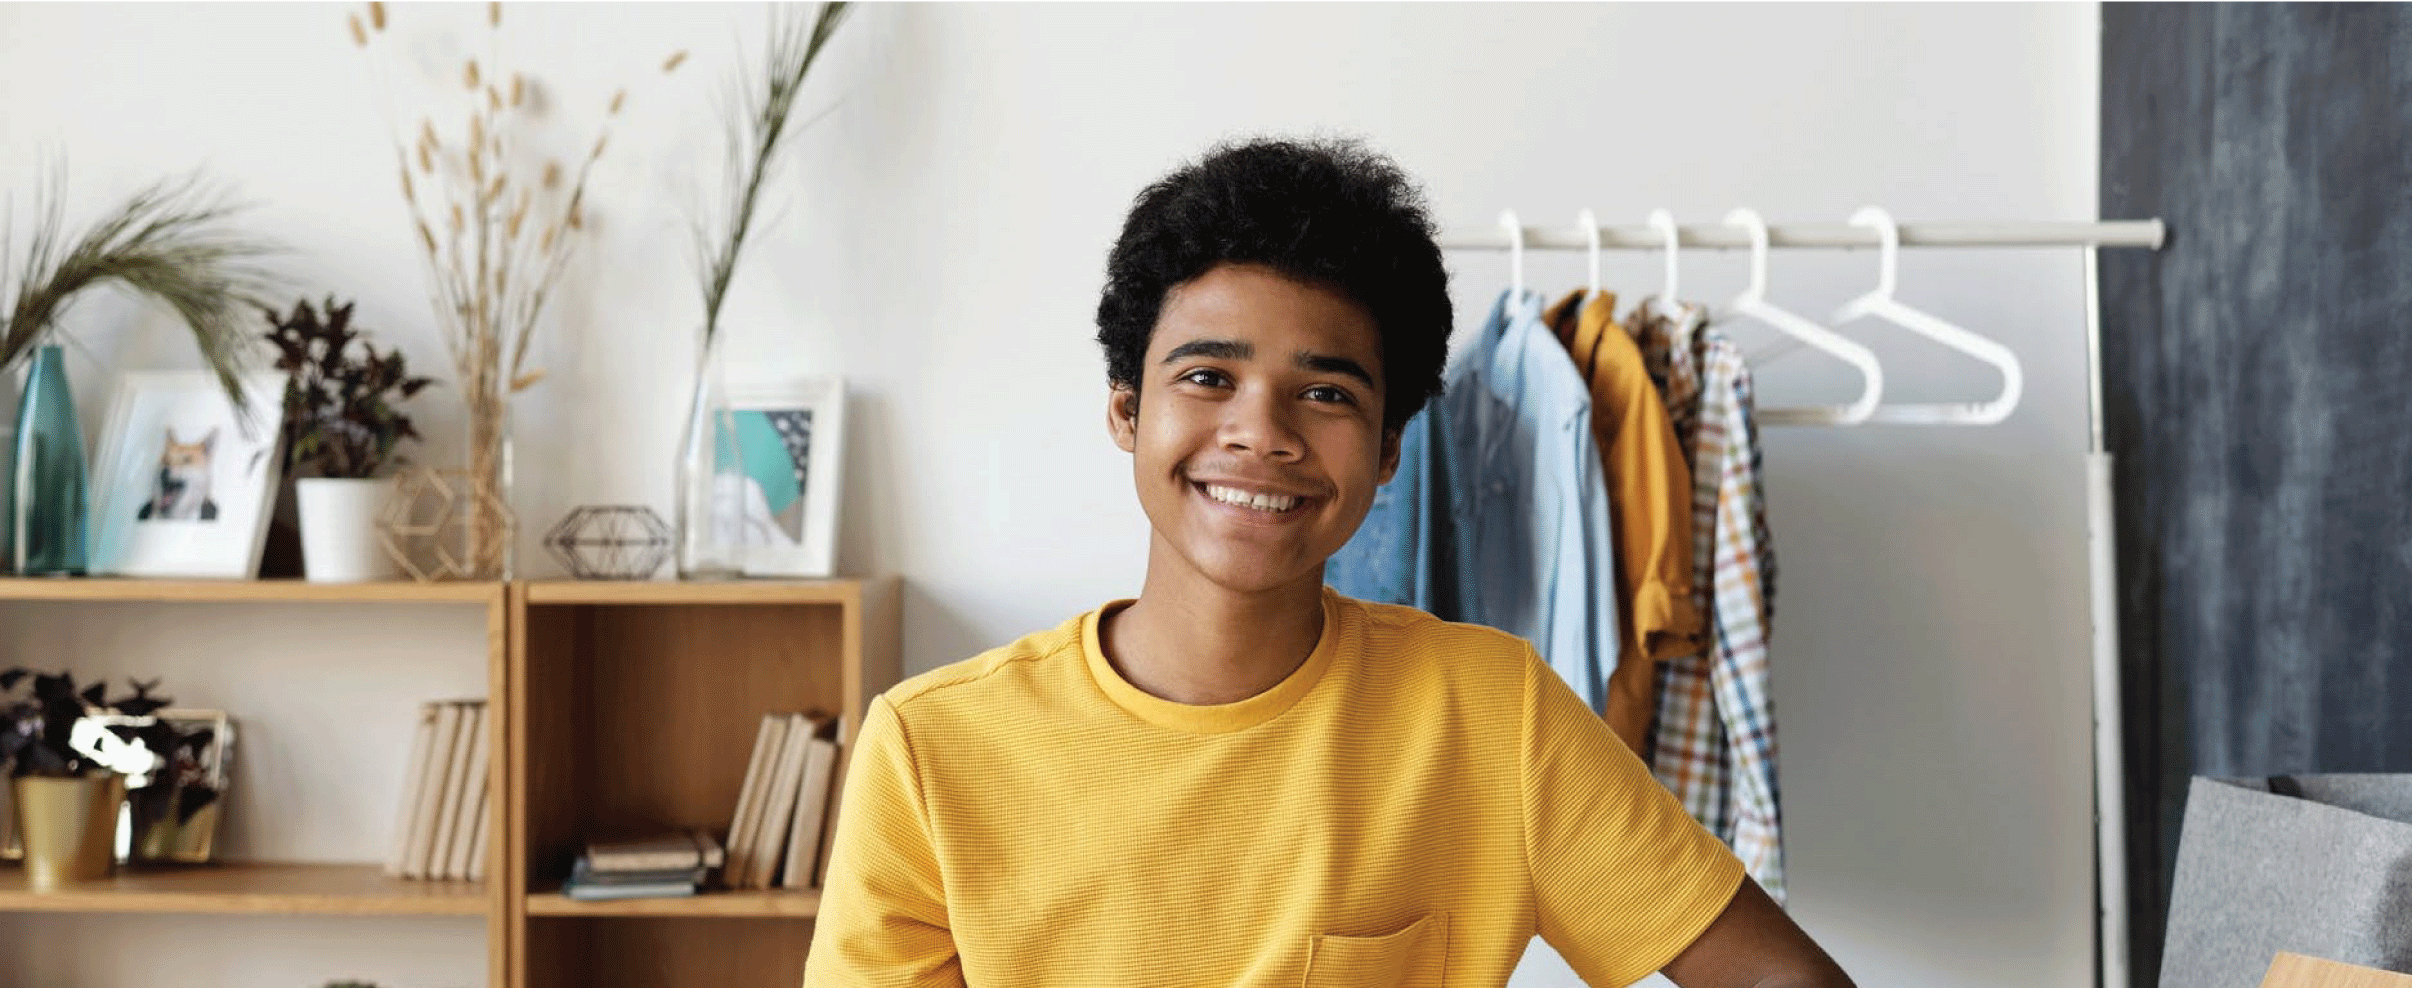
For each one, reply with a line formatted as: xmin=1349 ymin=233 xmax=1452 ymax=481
xmin=803 ymin=138 xmax=1855 ymax=988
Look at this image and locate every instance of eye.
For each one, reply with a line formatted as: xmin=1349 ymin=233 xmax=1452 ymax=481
xmin=1303 ymin=384 xmax=1356 ymax=405
xmin=1179 ymin=368 xmax=1230 ymax=388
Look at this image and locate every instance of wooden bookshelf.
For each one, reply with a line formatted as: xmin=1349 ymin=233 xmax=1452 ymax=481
xmin=523 ymin=887 xmax=821 ymax=918
xmin=0 ymin=862 xmax=485 ymax=916
xmin=0 ymin=574 xmax=897 ymax=987
xmin=0 ymin=577 xmax=501 ymax=603
xmin=512 ymin=575 xmax=898 ymax=988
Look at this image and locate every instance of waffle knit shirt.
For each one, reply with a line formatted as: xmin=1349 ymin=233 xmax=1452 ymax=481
xmin=804 ymin=587 xmax=1745 ymax=987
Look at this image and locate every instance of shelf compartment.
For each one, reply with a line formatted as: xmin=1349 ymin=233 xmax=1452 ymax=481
xmin=525 ymin=915 xmax=813 ymax=988
xmin=517 ymin=596 xmax=855 ymax=893
xmin=0 ymin=577 xmax=500 ymax=604
xmin=0 ymin=862 xmax=487 ymax=915
xmin=520 ymin=579 xmax=867 ymax=606
xmin=524 ymin=886 xmax=820 ymax=918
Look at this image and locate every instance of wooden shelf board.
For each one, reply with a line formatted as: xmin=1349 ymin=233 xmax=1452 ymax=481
xmin=0 ymin=861 xmax=488 ymax=915
xmin=0 ymin=577 xmax=499 ymax=604
xmin=524 ymin=887 xmax=821 ymax=918
xmin=523 ymin=579 xmax=861 ymax=606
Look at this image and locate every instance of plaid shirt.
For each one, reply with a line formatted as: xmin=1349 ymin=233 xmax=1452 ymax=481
xmin=1626 ymin=300 xmax=1787 ymax=903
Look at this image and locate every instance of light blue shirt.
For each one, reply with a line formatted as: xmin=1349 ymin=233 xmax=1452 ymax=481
xmin=1327 ymin=289 xmax=1621 ymax=711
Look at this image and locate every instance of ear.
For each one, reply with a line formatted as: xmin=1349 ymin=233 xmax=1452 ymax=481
xmin=1106 ymin=384 xmax=1140 ymax=454
xmin=200 ymin=427 xmax=218 ymax=452
xmin=1376 ymin=426 xmax=1402 ymax=486
xmin=164 ymin=426 xmax=178 ymax=446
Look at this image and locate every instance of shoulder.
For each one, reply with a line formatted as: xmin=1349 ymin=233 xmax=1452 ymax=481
xmin=883 ymin=611 xmax=1087 ymax=716
xmin=1337 ymin=593 xmax=1537 ymax=690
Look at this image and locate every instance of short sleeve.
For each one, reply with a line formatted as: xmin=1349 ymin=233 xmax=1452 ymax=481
xmin=1521 ymin=646 xmax=1744 ymax=987
xmin=802 ymin=694 xmax=967 ymax=988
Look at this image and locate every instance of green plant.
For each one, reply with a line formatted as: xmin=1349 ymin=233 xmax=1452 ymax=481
xmin=263 ymin=296 xmax=436 ymax=480
xmin=0 ymin=668 xmax=178 ymax=779
xmin=691 ymin=1 xmax=852 ymax=346
xmin=1 ymin=172 xmax=278 ymax=410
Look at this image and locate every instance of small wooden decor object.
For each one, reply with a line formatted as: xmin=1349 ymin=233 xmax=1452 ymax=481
xmin=378 ymin=465 xmax=515 ymax=582
xmin=2262 ymin=953 xmax=2412 ymax=988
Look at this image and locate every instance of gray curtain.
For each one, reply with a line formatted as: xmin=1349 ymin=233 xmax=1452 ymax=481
xmin=2099 ymin=3 xmax=2412 ymax=983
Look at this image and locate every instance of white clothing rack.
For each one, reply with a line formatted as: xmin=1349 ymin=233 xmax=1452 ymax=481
xmin=1441 ymin=215 xmax=2163 ymax=988
xmin=1440 ymin=219 xmax=2166 ymax=251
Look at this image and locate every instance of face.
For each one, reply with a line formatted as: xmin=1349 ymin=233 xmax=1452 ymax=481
xmin=1109 ymin=262 xmax=1400 ymax=597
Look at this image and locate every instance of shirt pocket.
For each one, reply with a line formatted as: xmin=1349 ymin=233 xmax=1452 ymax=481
xmin=1300 ymin=912 xmax=1449 ymax=988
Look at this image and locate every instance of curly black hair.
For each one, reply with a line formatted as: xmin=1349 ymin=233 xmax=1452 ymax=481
xmin=1095 ymin=136 xmax=1453 ymax=434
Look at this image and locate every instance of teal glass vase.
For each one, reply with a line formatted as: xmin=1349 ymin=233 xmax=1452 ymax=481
xmin=10 ymin=345 xmax=89 ymax=576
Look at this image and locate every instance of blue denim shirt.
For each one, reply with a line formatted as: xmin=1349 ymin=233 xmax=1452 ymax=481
xmin=1327 ymin=289 xmax=1622 ymax=711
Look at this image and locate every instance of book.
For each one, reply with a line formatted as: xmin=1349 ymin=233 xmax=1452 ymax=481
xmin=569 ymin=857 xmax=708 ymax=887
xmin=584 ymin=830 xmax=725 ymax=874
xmin=723 ymin=712 xmax=789 ymax=889
xmin=815 ymin=714 xmax=854 ymax=889
xmin=746 ymin=713 xmax=815 ymax=889
xmin=385 ymin=702 xmax=440 ymax=877
xmin=443 ymin=703 xmax=490 ymax=881
xmin=562 ymin=877 xmax=698 ymax=901
xmin=408 ymin=700 xmax=466 ymax=879
xmin=466 ymin=773 xmax=491 ymax=882
xmin=780 ymin=720 xmax=840 ymax=888
xmin=429 ymin=702 xmax=482 ymax=880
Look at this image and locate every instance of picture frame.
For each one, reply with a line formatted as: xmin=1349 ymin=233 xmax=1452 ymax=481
xmin=88 ymin=370 xmax=289 ymax=579
xmin=715 ymin=377 xmax=846 ymax=579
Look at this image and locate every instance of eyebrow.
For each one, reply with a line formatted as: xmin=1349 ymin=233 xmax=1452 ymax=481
xmin=1159 ymin=338 xmax=1381 ymax=393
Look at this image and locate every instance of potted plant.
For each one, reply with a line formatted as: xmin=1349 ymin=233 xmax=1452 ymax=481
xmin=263 ymin=297 xmax=435 ymax=582
xmin=0 ymin=669 xmax=176 ymax=889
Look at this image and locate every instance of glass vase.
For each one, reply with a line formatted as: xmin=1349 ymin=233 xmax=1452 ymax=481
xmin=460 ymin=391 xmax=515 ymax=581
xmin=673 ymin=331 xmax=749 ymax=579
xmin=10 ymin=345 xmax=89 ymax=576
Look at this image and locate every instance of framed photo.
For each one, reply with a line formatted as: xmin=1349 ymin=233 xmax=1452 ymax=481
xmin=714 ymin=377 xmax=845 ymax=578
xmin=88 ymin=370 xmax=288 ymax=579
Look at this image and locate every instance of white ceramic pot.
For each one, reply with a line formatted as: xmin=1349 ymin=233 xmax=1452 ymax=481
xmin=296 ymin=476 xmax=402 ymax=583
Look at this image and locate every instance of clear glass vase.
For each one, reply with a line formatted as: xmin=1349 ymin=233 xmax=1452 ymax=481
xmin=460 ymin=391 xmax=515 ymax=581
xmin=10 ymin=345 xmax=89 ymax=576
xmin=673 ymin=330 xmax=749 ymax=580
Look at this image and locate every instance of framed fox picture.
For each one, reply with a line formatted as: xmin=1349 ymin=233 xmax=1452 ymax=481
xmin=89 ymin=370 xmax=290 ymax=579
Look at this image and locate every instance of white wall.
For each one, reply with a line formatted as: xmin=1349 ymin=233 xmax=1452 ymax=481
xmin=0 ymin=4 xmax=2103 ymax=987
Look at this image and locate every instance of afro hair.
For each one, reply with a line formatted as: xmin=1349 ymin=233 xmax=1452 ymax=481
xmin=1094 ymin=136 xmax=1453 ymax=434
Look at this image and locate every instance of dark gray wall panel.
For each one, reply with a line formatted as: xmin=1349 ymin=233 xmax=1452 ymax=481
xmin=2101 ymin=3 xmax=2412 ymax=983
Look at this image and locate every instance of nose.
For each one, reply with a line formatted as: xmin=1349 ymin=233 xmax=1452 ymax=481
xmin=1218 ymin=386 xmax=1305 ymax=462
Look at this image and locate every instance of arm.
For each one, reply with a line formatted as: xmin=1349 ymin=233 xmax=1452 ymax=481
xmin=1661 ymin=877 xmax=1856 ymax=988
xmin=802 ymin=695 xmax=966 ymax=988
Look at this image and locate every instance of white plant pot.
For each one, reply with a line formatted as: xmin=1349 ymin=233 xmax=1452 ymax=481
xmin=296 ymin=477 xmax=401 ymax=583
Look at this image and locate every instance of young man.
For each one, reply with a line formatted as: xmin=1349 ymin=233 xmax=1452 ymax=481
xmin=804 ymin=138 xmax=1855 ymax=988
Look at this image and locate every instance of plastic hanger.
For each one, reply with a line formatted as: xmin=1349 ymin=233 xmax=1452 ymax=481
xmin=1498 ymin=209 xmax=1525 ymax=300
xmin=1646 ymin=208 xmax=1681 ymax=319
xmin=1717 ymin=207 xmax=1883 ymax=426
xmin=1577 ymin=208 xmax=1602 ymax=298
xmin=1829 ymin=206 xmax=2023 ymax=425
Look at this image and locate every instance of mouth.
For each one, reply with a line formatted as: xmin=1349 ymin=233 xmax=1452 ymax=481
xmin=1192 ymin=481 xmax=1311 ymax=517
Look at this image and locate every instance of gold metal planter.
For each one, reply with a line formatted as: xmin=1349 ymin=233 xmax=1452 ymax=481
xmin=13 ymin=774 xmax=126 ymax=890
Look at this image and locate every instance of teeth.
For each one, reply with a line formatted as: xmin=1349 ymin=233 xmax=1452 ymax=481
xmin=1204 ymin=484 xmax=1299 ymax=512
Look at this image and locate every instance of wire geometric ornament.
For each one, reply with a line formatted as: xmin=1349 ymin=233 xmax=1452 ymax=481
xmin=376 ymin=465 xmax=517 ymax=583
xmin=543 ymin=506 xmax=672 ymax=580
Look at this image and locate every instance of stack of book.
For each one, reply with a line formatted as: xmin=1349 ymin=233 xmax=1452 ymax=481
xmin=385 ymin=699 xmax=490 ymax=882
xmin=722 ymin=711 xmax=850 ymax=890
xmin=563 ymin=830 xmax=724 ymax=901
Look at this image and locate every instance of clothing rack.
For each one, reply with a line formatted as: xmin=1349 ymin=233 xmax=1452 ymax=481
xmin=1441 ymin=214 xmax=2165 ymax=988
xmin=1441 ymin=219 xmax=2166 ymax=251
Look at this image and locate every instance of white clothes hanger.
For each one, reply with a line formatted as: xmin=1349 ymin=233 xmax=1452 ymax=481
xmin=1717 ymin=207 xmax=1883 ymax=426
xmin=1646 ymin=208 xmax=1682 ymax=319
xmin=1499 ymin=209 xmax=1525 ymax=300
xmin=1830 ymin=206 xmax=2024 ymax=425
xmin=1578 ymin=208 xmax=1602 ymax=298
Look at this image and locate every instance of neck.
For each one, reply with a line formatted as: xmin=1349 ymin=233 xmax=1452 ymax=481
xmin=1101 ymin=540 xmax=1328 ymax=706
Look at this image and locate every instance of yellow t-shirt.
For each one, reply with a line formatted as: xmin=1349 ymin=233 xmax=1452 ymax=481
xmin=803 ymin=588 xmax=1744 ymax=988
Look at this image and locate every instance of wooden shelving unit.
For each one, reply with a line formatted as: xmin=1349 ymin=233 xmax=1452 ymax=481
xmin=0 ymin=573 xmax=900 ymax=988
xmin=0 ymin=862 xmax=485 ymax=915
